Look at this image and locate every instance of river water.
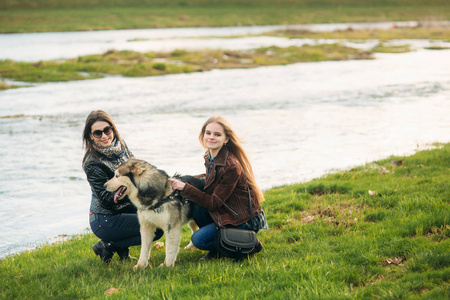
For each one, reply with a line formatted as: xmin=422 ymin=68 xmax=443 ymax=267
xmin=1 ymin=22 xmax=449 ymax=258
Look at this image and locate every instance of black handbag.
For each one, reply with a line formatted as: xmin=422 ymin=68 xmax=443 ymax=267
xmin=214 ymin=186 xmax=258 ymax=261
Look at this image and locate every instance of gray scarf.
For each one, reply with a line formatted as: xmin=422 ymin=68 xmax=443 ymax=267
xmin=92 ymin=138 xmax=129 ymax=170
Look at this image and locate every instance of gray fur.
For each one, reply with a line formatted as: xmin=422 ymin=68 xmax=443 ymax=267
xmin=104 ymin=158 xmax=204 ymax=268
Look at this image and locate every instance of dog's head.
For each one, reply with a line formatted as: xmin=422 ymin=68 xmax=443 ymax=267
xmin=104 ymin=159 xmax=168 ymax=205
xmin=104 ymin=159 xmax=144 ymax=203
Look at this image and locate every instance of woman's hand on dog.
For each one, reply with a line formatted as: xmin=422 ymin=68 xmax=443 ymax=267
xmin=168 ymin=178 xmax=186 ymax=191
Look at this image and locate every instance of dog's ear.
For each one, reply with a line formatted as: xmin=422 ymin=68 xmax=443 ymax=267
xmin=116 ymin=163 xmax=130 ymax=176
xmin=131 ymin=161 xmax=147 ymax=176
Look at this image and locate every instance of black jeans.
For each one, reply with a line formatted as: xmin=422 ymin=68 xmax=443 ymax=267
xmin=90 ymin=213 xmax=163 ymax=248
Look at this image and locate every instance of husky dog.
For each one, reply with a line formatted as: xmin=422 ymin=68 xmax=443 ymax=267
xmin=104 ymin=159 xmax=204 ymax=269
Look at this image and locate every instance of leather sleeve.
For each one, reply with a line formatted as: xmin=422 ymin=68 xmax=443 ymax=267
xmin=84 ymin=163 xmax=121 ymax=210
xmin=182 ymin=164 xmax=240 ymax=211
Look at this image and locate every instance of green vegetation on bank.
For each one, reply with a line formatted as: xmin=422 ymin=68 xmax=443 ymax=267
xmin=1 ymin=143 xmax=449 ymax=299
xmin=1 ymin=1 xmax=449 ymax=33
xmin=372 ymin=43 xmax=411 ymax=54
xmin=2 ymin=0 xmax=449 ymax=10
xmin=0 ymin=81 xmax=19 ymax=90
xmin=271 ymin=26 xmax=450 ymax=41
xmin=0 ymin=44 xmax=372 ymax=84
xmin=426 ymin=46 xmax=450 ymax=50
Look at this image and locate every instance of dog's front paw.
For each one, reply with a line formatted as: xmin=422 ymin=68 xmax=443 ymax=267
xmin=133 ymin=262 xmax=149 ymax=271
xmin=159 ymin=261 xmax=175 ymax=267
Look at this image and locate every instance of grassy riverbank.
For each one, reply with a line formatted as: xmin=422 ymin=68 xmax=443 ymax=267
xmin=0 ymin=44 xmax=372 ymax=84
xmin=1 ymin=143 xmax=449 ymax=299
xmin=271 ymin=26 xmax=450 ymax=41
xmin=0 ymin=82 xmax=19 ymax=91
xmin=1 ymin=0 xmax=449 ymax=33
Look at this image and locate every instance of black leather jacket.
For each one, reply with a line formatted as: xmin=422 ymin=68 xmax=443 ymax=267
xmin=83 ymin=145 xmax=136 ymax=215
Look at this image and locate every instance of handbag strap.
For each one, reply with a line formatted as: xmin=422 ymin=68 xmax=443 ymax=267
xmin=247 ymin=184 xmax=256 ymax=231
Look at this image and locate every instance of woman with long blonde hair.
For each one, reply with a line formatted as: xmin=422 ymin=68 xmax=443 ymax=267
xmin=169 ymin=115 xmax=268 ymax=260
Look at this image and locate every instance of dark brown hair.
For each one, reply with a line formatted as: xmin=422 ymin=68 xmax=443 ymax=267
xmin=199 ymin=115 xmax=264 ymax=203
xmin=82 ymin=110 xmax=124 ymax=163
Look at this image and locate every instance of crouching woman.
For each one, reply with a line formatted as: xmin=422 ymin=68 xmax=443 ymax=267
xmin=82 ymin=110 xmax=163 ymax=263
xmin=169 ymin=115 xmax=268 ymax=260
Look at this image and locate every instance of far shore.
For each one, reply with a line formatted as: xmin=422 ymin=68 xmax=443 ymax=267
xmin=1 ymin=2 xmax=450 ymax=33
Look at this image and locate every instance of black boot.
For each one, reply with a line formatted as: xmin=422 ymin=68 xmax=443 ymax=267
xmin=250 ymin=239 xmax=263 ymax=255
xmin=116 ymin=247 xmax=130 ymax=261
xmin=92 ymin=241 xmax=115 ymax=263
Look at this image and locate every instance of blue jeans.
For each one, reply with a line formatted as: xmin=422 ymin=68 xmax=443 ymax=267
xmin=90 ymin=213 xmax=163 ymax=248
xmin=191 ymin=204 xmax=216 ymax=250
xmin=191 ymin=205 xmax=258 ymax=251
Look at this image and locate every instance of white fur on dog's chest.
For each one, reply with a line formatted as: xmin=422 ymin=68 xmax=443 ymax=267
xmin=138 ymin=205 xmax=176 ymax=229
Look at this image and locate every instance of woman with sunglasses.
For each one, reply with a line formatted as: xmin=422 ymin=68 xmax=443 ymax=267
xmin=168 ymin=115 xmax=268 ymax=260
xmin=82 ymin=110 xmax=163 ymax=263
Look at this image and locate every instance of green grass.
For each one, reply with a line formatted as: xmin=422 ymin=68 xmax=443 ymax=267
xmin=272 ymin=27 xmax=450 ymax=41
xmin=1 ymin=143 xmax=449 ymax=299
xmin=2 ymin=0 xmax=449 ymax=10
xmin=372 ymin=43 xmax=411 ymax=53
xmin=1 ymin=4 xmax=450 ymax=33
xmin=0 ymin=45 xmax=372 ymax=84
xmin=425 ymin=46 xmax=450 ymax=50
xmin=0 ymin=81 xmax=19 ymax=90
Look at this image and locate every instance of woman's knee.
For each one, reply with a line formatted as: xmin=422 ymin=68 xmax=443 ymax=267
xmin=191 ymin=223 xmax=217 ymax=250
xmin=191 ymin=231 xmax=206 ymax=250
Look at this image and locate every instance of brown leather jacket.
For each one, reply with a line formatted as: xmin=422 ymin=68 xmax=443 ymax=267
xmin=182 ymin=146 xmax=262 ymax=227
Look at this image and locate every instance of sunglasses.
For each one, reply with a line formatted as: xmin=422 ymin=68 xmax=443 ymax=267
xmin=92 ymin=126 xmax=113 ymax=138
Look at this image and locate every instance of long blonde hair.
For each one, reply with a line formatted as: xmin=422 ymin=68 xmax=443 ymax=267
xmin=199 ymin=116 xmax=264 ymax=203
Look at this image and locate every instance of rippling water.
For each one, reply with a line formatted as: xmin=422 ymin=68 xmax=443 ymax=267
xmin=1 ymin=23 xmax=449 ymax=258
